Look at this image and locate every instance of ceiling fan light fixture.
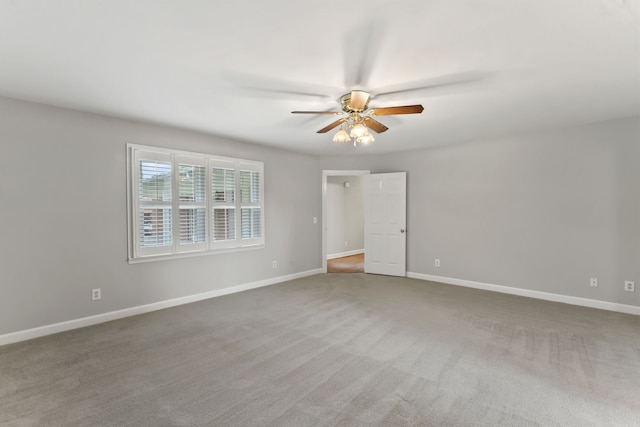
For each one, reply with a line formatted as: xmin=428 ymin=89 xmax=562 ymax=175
xmin=333 ymin=127 xmax=350 ymax=143
xmin=350 ymin=122 xmax=367 ymax=138
xmin=357 ymin=130 xmax=374 ymax=145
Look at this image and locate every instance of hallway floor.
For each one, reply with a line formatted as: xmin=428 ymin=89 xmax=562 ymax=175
xmin=327 ymin=253 xmax=364 ymax=273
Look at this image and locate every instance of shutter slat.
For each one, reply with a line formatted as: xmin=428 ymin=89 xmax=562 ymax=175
xmin=212 ymin=208 xmax=236 ymax=241
xmin=179 ymin=164 xmax=206 ymax=202
xmin=241 ymin=207 xmax=261 ymax=239
xmin=139 ymin=207 xmax=172 ymax=247
xmin=212 ymin=168 xmax=235 ymax=202
xmin=179 ymin=207 xmax=206 ymax=244
xmin=139 ymin=160 xmax=172 ymax=202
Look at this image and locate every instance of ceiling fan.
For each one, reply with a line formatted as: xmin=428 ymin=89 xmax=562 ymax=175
xmin=292 ymin=90 xmax=423 ymax=146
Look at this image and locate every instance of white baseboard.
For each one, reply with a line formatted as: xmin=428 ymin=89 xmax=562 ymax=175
xmin=0 ymin=268 xmax=323 ymax=347
xmin=407 ymin=272 xmax=640 ymax=316
xmin=327 ymin=249 xmax=364 ymax=260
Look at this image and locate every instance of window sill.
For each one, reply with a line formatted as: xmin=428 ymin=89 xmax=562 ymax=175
xmin=128 ymin=244 xmax=265 ymax=264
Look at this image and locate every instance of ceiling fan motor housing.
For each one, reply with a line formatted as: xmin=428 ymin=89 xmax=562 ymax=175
xmin=341 ymin=91 xmax=370 ymax=113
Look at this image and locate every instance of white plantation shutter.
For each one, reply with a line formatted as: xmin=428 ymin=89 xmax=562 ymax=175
xmin=239 ymin=165 xmax=263 ymax=245
xmin=128 ymin=145 xmax=264 ymax=261
xmin=210 ymin=160 xmax=237 ymax=249
xmin=177 ymin=156 xmax=207 ymax=252
xmin=134 ymin=150 xmax=173 ymax=257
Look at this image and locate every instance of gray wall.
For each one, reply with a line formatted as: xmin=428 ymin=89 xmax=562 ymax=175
xmin=321 ymin=117 xmax=640 ymax=307
xmin=1 ymin=95 xmax=638 ymax=338
xmin=326 ymin=176 xmax=364 ymax=257
xmin=0 ymin=97 xmax=322 ymax=335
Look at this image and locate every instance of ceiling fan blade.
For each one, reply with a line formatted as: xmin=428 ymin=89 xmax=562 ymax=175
xmin=363 ymin=117 xmax=388 ymax=133
xmin=349 ymin=90 xmax=370 ymax=111
xmin=317 ymin=118 xmax=346 ymax=133
xmin=370 ymin=105 xmax=424 ymax=116
xmin=223 ymin=71 xmax=339 ymax=100
xmin=250 ymin=89 xmax=333 ymax=99
xmin=374 ymin=71 xmax=490 ymax=99
xmin=292 ymin=111 xmax=341 ymax=115
xmin=343 ymin=21 xmax=386 ymax=88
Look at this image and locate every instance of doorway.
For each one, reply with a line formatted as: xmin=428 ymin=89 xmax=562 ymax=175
xmin=322 ymin=170 xmax=370 ymax=273
xmin=322 ymin=170 xmax=407 ymax=276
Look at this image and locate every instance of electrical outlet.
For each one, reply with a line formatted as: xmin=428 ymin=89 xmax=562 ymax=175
xmin=313 ymin=217 xmax=317 ymax=224
xmin=272 ymin=260 xmax=277 ymax=269
xmin=91 ymin=288 xmax=101 ymax=301
xmin=625 ymin=281 xmax=635 ymax=292
xmin=344 ymin=241 xmax=348 ymax=247
xmin=435 ymin=259 xmax=441 ymax=267
xmin=590 ymin=277 xmax=598 ymax=287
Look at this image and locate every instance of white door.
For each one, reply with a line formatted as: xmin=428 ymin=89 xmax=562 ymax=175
xmin=364 ymin=172 xmax=407 ymax=276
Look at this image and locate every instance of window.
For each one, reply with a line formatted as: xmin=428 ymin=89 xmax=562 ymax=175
xmin=128 ymin=144 xmax=264 ymax=262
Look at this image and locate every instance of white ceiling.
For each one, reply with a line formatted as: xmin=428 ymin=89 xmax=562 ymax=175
xmin=0 ymin=0 xmax=638 ymax=155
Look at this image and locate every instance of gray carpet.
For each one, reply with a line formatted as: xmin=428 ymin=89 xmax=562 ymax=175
xmin=1 ymin=274 xmax=639 ymax=426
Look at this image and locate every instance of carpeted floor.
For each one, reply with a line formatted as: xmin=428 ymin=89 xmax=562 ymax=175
xmin=1 ymin=274 xmax=639 ymax=426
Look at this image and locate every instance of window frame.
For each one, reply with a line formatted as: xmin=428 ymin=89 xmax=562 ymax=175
xmin=127 ymin=144 xmax=265 ymax=263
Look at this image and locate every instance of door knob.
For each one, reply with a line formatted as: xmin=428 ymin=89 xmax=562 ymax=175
xmin=400 ymin=229 xmax=406 ymax=233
